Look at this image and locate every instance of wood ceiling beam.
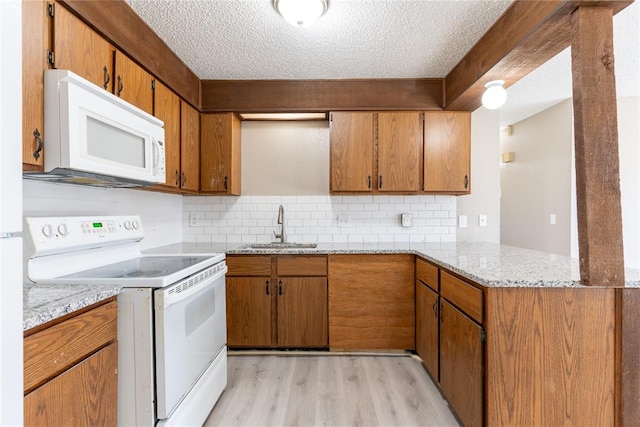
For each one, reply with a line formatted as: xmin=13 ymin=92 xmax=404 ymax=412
xmin=444 ymin=0 xmax=633 ymax=112
xmin=59 ymin=0 xmax=201 ymax=108
xmin=200 ymin=79 xmax=444 ymax=113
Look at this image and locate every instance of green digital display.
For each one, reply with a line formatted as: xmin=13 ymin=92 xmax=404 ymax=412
xmin=93 ymin=222 xmax=103 ymax=228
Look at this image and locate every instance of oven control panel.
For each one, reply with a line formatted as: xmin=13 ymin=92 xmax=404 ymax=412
xmin=25 ymin=215 xmax=145 ymax=256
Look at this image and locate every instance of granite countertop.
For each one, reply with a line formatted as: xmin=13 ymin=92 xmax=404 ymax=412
xmin=24 ymin=283 xmax=122 ymax=331
xmin=146 ymin=241 xmax=640 ymax=288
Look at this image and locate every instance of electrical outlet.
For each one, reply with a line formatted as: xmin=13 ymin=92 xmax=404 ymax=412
xmin=189 ymin=212 xmax=199 ymax=227
xmin=401 ymin=213 xmax=413 ymax=227
xmin=550 ymin=214 xmax=557 ymax=225
xmin=479 ymin=214 xmax=488 ymax=227
xmin=337 ymin=214 xmax=351 ymax=227
xmin=458 ymin=215 xmax=468 ymax=228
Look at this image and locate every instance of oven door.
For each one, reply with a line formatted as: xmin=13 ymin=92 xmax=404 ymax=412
xmin=154 ymin=262 xmax=227 ymax=419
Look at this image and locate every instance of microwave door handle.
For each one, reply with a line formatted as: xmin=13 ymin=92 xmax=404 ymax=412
xmin=151 ymin=137 xmax=160 ymax=175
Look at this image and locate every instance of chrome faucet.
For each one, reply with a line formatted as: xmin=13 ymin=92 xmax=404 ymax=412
xmin=273 ymin=205 xmax=286 ymax=243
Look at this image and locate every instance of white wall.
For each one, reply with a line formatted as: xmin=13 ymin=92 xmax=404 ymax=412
xmin=241 ymin=121 xmax=329 ymax=195
xmin=23 ymin=181 xmax=183 ymax=250
xmin=457 ymin=107 xmax=500 ymax=243
xmin=183 ymin=195 xmax=457 ymax=244
xmin=500 ymin=99 xmax=573 ymax=255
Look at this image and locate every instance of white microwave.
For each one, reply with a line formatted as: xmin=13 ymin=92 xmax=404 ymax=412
xmin=25 ymin=69 xmax=165 ymax=187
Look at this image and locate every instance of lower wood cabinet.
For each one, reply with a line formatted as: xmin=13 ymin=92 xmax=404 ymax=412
xmin=440 ymin=300 xmax=483 ymax=427
xmin=328 ymin=254 xmax=415 ymax=350
xmin=226 ymin=255 xmax=328 ymax=348
xmin=416 ymin=280 xmax=439 ymax=381
xmin=24 ymin=298 xmax=118 ymax=425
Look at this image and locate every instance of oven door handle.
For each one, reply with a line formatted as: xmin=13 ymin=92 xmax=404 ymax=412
xmin=155 ymin=264 xmax=227 ymax=310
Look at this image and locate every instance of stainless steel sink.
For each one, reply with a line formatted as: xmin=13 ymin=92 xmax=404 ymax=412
xmin=249 ymin=242 xmax=318 ymax=249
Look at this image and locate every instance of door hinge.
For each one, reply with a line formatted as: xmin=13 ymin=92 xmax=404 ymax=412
xmin=47 ymin=50 xmax=55 ymax=66
xmin=481 ymin=329 xmax=486 ymax=343
xmin=47 ymin=2 xmax=55 ymax=18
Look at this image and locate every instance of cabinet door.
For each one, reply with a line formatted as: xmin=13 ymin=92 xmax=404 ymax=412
xmin=329 ymin=112 xmax=374 ymax=192
xmin=201 ymin=113 xmax=241 ymax=194
xmin=154 ymin=81 xmax=181 ymax=188
xmin=53 ymin=4 xmax=114 ymax=91
xmin=24 ymin=342 xmax=118 ymax=426
xmin=416 ymin=281 xmax=439 ymax=382
xmin=328 ymin=254 xmax=415 ymax=350
xmin=440 ymin=300 xmax=483 ymax=427
xmin=22 ymin=0 xmax=48 ymax=170
xmin=114 ymin=50 xmax=153 ymax=114
xmin=180 ymin=102 xmax=200 ymax=191
xmin=226 ymin=277 xmax=273 ymax=347
xmin=377 ymin=112 xmax=422 ymax=192
xmin=424 ymin=111 xmax=471 ymax=193
xmin=277 ymin=277 xmax=328 ymax=348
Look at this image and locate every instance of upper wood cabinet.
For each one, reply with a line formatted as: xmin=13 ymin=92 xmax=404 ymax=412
xmin=200 ymin=113 xmax=241 ymax=195
xmin=153 ymin=80 xmax=181 ymax=188
xmin=53 ymin=3 xmax=114 ymax=92
xmin=329 ymin=112 xmax=375 ymax=192
xmin=424 ymin=111 xmax=471 ymax=193
xmin=330 ymin=111 xmax=423 ymax=194
xmin=180 ymin=102 xmax=200 ymax=192
xmin=113 ymin=50 xmax=153 ymax=115
xmin=377 ymin=112 xmax=422 ymax=192
xmin=22 ymin=0 xmax=48 ymax=170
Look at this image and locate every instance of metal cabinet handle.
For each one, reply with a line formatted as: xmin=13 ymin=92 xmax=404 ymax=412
xmin=181 ymin=172 xmax=186 ymax=187
xmin=278 ymin=280 xmax=283 ymax=296
xmin=464 ymin=174 xmax=469 ymax=189
xmin=116 ymin=75 xmax=123 ymax=97
xmin=439 ymin=302 xmax=444 ymax=323
xmin=224 ymin=176 xmax=228 ymax=191
xmin=367 ymin=175 xmax=372 ymax=189
xmin=432 ymin=300 xmax=438 ymax=319
xmin=103 ymin=66 xmax=110 ymax=90
xmin=266 ymin=280 xmax=270 ymax=295
xmin=175 ymin=170 xmax=180 ymax=187
xmin=32 ymin=128 xmax=44 ymax=161
xmin=378 ymin=175 xmax=383 ymax=189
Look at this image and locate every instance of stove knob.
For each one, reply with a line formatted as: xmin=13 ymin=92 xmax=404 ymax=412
xmin=58 ymin=223 xmax=69 ymax=236
xmin=42 ymin=224 xmax=54 ymax=237
xmin=132 ymin=220 xmax=139 ymax=230
xmin=124 ymin=220 xmax=131 ymax=230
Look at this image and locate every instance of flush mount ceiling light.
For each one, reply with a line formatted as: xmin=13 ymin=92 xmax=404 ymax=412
xmin=481 ymin=80 xmax=507 ymax=110
xmin=274 ymin=0 xmax=328 ymax=28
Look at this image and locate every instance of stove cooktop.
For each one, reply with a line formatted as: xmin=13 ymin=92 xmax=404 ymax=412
xmin=62 ymin=256 xmax=214 ymax=279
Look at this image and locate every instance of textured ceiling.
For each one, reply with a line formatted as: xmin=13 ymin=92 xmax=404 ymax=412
xmin=125 ymin=0 xmax=513 ymax=80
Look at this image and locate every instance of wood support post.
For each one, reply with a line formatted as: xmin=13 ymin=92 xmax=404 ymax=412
xmin=570 ymin=6 xmax=624 ymax=287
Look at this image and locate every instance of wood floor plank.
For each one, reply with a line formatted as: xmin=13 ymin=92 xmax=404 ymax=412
xmin=205 ymin=354 xmax=460 ymax=427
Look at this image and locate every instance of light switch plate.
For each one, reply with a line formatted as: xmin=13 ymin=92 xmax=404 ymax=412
xmin=458 ymin=215 xmax=468 ymax=228
xmin=479 ymin=214 xmax=488 ymax=227
xmin=550 ymin=214 xmax=557 ymax=225
xmin=401 ymin=213 xmax=413 ymax=227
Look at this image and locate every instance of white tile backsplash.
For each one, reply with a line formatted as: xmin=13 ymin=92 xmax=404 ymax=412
xmin=183 ymin=195 xmax=457 ymax=243
xmin=23 ymin=180 xmax=183 ymax=249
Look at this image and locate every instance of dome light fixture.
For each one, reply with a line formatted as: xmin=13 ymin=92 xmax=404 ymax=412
xmin=481 ymin=80 xmax=507 ymax=110
xmin=274 ymin=0 xmax=328 ymax=28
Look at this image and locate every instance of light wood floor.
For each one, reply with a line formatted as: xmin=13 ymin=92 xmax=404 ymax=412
xmin=204 ymin=354 xmax=460 ymax=427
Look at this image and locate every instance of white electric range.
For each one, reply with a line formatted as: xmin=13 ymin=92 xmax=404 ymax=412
xmin=25 ymin=215 xmax=228 ymax=427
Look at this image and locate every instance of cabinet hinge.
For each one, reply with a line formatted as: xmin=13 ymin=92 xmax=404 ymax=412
xmin=151 ymin=80 xmax=155 ymax=90
xmin=481 ymin=329 xmax=486 ymax=343
xmin=47 ymin=2 xmax=55 ymax=18
xmin=47 ymin=50 xmax=55 ymax=66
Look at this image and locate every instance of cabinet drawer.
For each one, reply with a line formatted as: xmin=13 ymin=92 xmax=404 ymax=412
xmin=416 ymin=258 xmax=439 ymax=291
xmin=441 ymin=271 xmax=483 ymax=323
xmin=277 ymin=256 xmax=327 ymax=276
xmin=226 ymin=255 xmax=272 ymax=276
xmin=24 ymin=300 xmax=117 ymax=394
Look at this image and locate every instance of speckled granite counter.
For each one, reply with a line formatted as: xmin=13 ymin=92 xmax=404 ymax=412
xmin=146 ymin=241 xmax=640 ymax=288
xmin=24 ymin=283 xmax=122 ymax=331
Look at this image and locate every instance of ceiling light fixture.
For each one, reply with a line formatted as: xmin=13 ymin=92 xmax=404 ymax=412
xmin=481 ymin=80 xmax=507 ymax=110
xmin=274 ymin=0 xmax=328 ymax=28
